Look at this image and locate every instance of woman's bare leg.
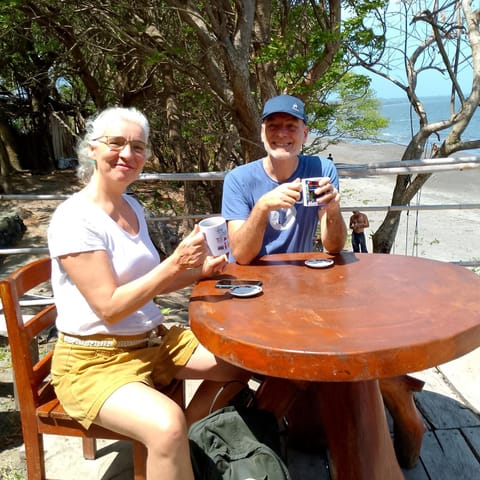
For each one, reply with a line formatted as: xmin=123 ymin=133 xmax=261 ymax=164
xmin=95 ymin=382 xmax=194 ymax=480
xmin=177 ymin=343 xmax=251 ymax=425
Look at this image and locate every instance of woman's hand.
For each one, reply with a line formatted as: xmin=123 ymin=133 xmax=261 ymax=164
xmin=171 ymin=225 xmax=209 ymax=269
xmin=200 ymin=254 xmax=228 ymax=278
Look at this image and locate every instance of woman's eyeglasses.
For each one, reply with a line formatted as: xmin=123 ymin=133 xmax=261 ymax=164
xmin=94 ymin=136 xmax=148 ymax=155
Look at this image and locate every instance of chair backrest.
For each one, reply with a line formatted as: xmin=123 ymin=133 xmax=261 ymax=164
xmin=0 ymin=257 xmax=55 ymax=411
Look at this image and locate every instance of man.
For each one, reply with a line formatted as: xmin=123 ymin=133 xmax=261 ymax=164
xmin=221 ymin=94 xmax=425 ymax=465
xmin=222 ymin=94 xmax=346 ymax=263
xmin=349 ymin=210 xmax=369 ymax=253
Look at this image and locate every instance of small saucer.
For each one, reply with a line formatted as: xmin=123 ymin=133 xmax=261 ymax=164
xmin=304 ymin=259 xmax=334 ymax=269
xmin=229 ymin=285 xmax=263 ymax=297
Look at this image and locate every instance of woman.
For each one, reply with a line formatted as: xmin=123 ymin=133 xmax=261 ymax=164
xmin=48 ymin=107 xmax=248 ymax=479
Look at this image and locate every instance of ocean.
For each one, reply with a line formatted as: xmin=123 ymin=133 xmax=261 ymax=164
xmin=377 ymin=95 xmax=480 ymax=154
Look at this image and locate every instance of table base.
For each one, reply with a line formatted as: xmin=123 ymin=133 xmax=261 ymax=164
xmin=315 ymin=380 xmax=404 ymax=480
xmin=257 ymin=378 xmax=404 ymax=480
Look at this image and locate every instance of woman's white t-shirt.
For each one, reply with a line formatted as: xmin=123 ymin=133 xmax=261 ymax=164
xmin=48 ymin=191 xmax=163 ymax=336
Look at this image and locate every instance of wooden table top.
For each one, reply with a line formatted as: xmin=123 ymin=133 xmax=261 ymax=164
xmin=189 ymin=252 xmax=480 ymax=381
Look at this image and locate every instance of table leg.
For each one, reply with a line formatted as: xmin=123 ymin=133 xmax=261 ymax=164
xmin=379 ymin=375 xmax=426 ymax=468
xmin=315 ymin=380 xmax=404 ymax=480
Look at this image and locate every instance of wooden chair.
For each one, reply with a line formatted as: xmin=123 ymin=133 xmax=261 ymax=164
xmin=0 ymin=257 xmax=185 ymax=480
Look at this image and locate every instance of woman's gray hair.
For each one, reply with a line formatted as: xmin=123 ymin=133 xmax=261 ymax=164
xmin=76 ymin=107 xmax=150 ymax=184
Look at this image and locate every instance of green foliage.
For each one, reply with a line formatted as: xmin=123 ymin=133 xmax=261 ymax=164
xmin=331 ymin=73 xmax=389 ymax=140
xmin=256 ymin=3 xmax=341 ymax=92
xmin=252 ymin=2 xmax=387 ymax=144
xmin=342 ymin=0 xmax=387 ymax=62
xmin=0 ymin=466 xmax=25 ymax=480
xmin=304 ymin=71 xmax=388 ymax=142
xmin=0 ymin=0 xmax=387 ymax=181
xmin=0 ymin=345 xmax=10 ymax=363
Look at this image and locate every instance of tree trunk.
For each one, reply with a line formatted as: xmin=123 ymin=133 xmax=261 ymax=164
xmin=372 ymin=134 xmax=431 ymax=254
xmin=0 ymin=119 xmax=21 ymax=170
xmin=0 ymin=119 xmax=20 ymax=193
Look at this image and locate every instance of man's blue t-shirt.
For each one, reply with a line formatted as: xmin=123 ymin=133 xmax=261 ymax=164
xmin=221 ymin=155 xmax=339 ymax=260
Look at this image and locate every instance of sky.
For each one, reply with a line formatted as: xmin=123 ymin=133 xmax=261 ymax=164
xmin=359 ymin=68 xmax=473 ymax=100
xmin=348 ymin=1 xmax=474 ymax=100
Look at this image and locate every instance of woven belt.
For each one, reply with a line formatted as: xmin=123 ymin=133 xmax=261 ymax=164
xmin=59 ymin=325 xmax=168 ymax=348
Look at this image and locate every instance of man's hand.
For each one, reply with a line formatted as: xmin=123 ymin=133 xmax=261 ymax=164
xmin=257 ymin=179 xmax=302 ymax=212
xmin=314 ymin=177 xmax=340 ymax=212
xmin=318 ymin=179 xmax=347 ymax=254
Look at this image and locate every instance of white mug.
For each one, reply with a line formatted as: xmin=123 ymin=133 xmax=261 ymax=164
xmin=198 ymin=216 xmax=230 ymax=256
xmin=296 ymin=177 xmax=327 ymax=207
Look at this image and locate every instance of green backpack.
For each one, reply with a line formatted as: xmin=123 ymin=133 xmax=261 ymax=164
xmin=188 ymin=405 xmax=291 ymax=480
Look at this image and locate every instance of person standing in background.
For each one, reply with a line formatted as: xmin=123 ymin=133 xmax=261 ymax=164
xmin=349 ymin=210 xmax=369 ymax=253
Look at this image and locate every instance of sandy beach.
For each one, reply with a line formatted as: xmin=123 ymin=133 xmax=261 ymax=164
xmin=324 ymin=142 xmax=480 ymax=265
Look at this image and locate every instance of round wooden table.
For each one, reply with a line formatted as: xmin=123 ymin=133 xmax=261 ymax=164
xmin=189 ymin=252 xmax=480 ymax=479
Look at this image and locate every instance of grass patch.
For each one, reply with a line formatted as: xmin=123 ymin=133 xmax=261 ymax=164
xmin=0 ymin=346 xmax=10 ymax=364
xmin=0 ymin=465 xmax=26 ymax=479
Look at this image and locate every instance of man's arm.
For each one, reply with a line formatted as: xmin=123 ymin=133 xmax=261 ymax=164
xmin=318 ymin=189 xmax=347 ymax=254
xmin=320 ymin=207 xmax=347 ymax=253
xmin=227 ymin=181 xmax=302 ymax=265
xmin=227 ymin=209 xmax=268 ymax=265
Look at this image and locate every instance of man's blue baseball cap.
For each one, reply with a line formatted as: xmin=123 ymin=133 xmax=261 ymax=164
xmin=261 ymin=94 xmax=307 ymax=123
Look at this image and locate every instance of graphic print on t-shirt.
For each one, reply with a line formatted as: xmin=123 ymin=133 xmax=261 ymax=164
xmin=269 ymin=206 xmax=296 ymax=231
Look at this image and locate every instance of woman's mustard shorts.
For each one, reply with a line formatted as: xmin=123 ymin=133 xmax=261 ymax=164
xmin=51 ymin=325 xmax=198 ymax=429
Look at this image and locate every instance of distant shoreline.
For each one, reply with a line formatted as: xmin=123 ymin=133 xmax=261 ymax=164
xmin=315 ymin=141 xmax=406 ymax=165
xmin=326 ymin=140 xmax=479 ymax=201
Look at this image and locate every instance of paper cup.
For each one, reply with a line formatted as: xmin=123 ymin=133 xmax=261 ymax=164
xmin=199 ymin=216 xmax=230 ymax=256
